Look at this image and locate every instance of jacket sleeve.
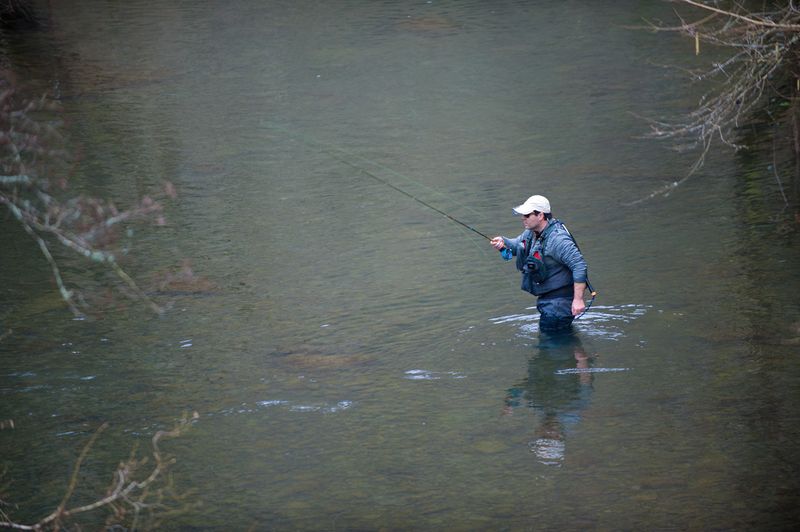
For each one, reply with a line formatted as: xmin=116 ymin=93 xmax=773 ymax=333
xmin=550 ymin=234 xmax=588 ymax=283
xmin=502 ymin=231 xmax=527 ymax=256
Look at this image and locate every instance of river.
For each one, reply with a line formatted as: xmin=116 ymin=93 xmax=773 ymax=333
xmin=1 ymin=1 xmax=799 ymax=529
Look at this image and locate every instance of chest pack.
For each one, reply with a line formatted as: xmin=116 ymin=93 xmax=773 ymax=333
xmin=522 ymin=221 xmax=560 ymax=283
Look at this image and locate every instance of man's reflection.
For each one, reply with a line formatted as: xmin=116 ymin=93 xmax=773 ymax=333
xmin=503 ymin=329 xmax=594 ymax=466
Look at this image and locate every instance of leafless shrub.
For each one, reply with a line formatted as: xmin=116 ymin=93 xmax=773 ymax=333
xmin=630 ymin=0 xmax=800 ymax=203
xmin=0 ymin=413 xmax=198 ymax=531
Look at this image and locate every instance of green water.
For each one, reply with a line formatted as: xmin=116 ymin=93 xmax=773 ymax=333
xmin=1 ymin=1 xmax=799 ymax=529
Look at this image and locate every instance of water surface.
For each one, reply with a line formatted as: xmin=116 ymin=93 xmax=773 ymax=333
xmin=1 ymin=1 xmax=799 ymax=529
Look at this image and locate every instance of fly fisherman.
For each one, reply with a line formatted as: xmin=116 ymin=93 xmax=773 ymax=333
xmin=491 ymin=195 xmax=590 ymax=333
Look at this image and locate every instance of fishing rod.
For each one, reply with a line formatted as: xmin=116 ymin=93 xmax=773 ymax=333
xmin=328 ymin=153 xmax=492 ymax=241
xmin=341 ymin=149 xmax=599 ymax=316
xmin=263 ymin=121 xmax=493 ymax=243
xmin=341 ymin=156 xmax=599 ymax=317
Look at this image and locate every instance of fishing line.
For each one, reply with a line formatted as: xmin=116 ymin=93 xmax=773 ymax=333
xmin=262 ymin=121 xmax=491 ymax=241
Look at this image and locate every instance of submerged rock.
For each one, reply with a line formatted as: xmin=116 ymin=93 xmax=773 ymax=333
xmin=268 ymin=347 xmax=374 ymax=370
xmin=151 ymin=260 xmax=217 ymax=295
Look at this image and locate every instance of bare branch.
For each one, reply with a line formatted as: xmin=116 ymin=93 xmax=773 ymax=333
xmin=0 ymin=413 xmax=197 ymax=531
xmin=42 ymin=422 xmax=110 ymax=527
xmin=678 ymin=0 xmax=800 ymax=30
xmin=1 ymin=196 xmax=82 ymax=316
xmin=0 ymin=71 xmax=172 ymax=315
xmin=631 ymin=1 xmax=800 ymax=202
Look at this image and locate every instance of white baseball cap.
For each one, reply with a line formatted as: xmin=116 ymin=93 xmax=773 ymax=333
xmin=513 ymin=195 xmax=551 ymax=215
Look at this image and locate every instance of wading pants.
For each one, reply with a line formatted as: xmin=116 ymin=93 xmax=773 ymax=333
xmin=536 ymin=296 xmax=575 ymax=333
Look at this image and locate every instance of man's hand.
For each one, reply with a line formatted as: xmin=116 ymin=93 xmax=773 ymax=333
xmin=490 ymin=236 xmax=505 ymax=251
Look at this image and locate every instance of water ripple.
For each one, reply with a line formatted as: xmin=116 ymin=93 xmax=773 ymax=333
xmin=554 ymin=367 xmax=631 ymax=375
xmin=210 ymin=399 xmax=354 ymax=417
xmin=490 ymin=304 xmax=652 ymax=341
xmin=404 ymin=369 xmax=466 ymax=380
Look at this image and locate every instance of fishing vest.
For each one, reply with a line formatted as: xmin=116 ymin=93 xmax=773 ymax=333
xmin=515 ymin=220 xmax=576 ymax=297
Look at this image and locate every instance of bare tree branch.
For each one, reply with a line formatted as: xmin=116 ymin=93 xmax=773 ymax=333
xmin=0 ymin=413 xmax=198 ymax=531
xmin=632 ymin=0 xmax=800 ymax=203
xmin=678 ymin=0 xmax=800 ymax=30
xmin=0 ymin=70 xmax=173 ymax=315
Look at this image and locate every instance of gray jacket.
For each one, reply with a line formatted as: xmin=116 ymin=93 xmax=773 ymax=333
xmin=502 ymin=220 xmax=588 ymax=297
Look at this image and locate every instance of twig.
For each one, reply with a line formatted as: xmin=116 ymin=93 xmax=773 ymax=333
xmin=41 ymin=423 xmax=109 ymax=528
xmin=0 ymin=414 xmax=195 ymax=530
xmin=679 ymin=0 xmax=800 ymax=30
xmin=773 ymin=135 xmax=790 ymax=208
xmin=1 ymin=197 xmax=82 ymax=316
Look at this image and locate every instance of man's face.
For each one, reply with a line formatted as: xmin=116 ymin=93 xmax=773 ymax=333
xmin=522 ymin=211 xmax=542 ymax=231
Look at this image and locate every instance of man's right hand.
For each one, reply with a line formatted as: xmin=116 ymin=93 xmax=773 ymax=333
xmin=490 ymin=236 xmax=505 ymax=250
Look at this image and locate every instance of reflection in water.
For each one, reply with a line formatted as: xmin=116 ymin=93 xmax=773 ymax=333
xmin=503 ymin=330 xmax=593 ymax=467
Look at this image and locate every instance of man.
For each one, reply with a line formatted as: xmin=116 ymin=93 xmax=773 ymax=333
xmin=490 ymin=195 xmax=590 ymax=332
